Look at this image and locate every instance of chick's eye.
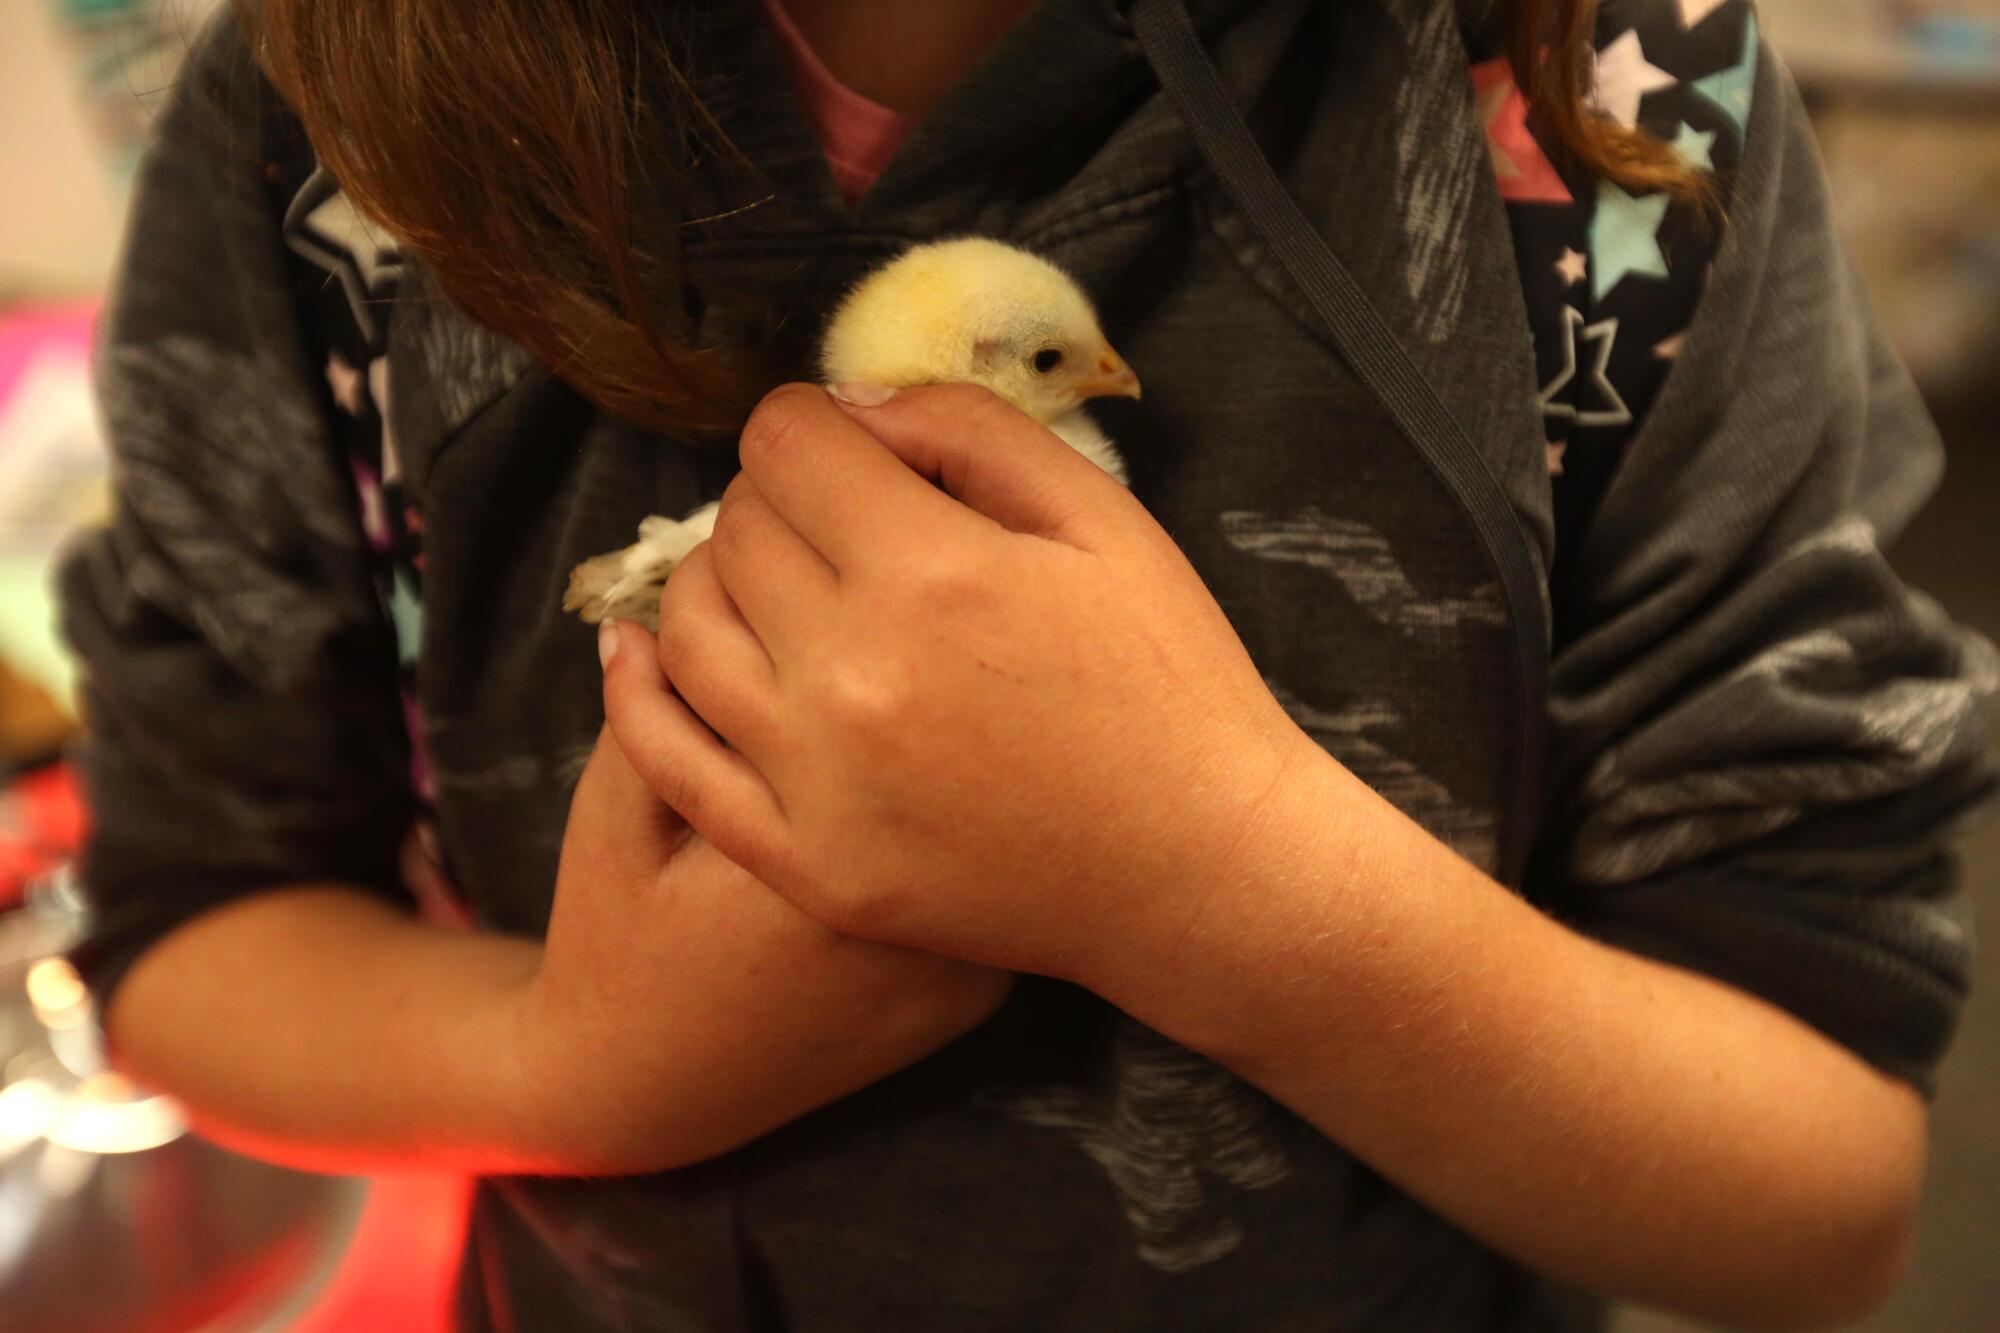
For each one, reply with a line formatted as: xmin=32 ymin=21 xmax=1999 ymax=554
xmin=1032 ymin=347 xmax=1064 ymax=374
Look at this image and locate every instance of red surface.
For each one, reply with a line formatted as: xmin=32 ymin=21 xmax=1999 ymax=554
xmin=291 ymin=1173 xmax=474 ymax=1333
xmin=3 ymin=302 xmax=474 ymax=1333
xmin=0 ymin=763 xmax=86 ymax=909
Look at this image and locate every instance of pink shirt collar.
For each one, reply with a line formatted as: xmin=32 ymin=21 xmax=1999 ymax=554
xmin=756 ymin=0 xmax=921 ymax=205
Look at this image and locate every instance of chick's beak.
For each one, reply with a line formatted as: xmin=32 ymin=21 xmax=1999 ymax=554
xmin=1076 ymin=346 xmax=1142 ymax=402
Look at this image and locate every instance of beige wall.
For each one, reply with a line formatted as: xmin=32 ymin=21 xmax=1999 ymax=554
xmin=0 ymin=0 xmax=128 ymax=298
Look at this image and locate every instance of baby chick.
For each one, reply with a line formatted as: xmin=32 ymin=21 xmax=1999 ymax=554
xmin=564 ymin=238 xmax=1141 ymax=627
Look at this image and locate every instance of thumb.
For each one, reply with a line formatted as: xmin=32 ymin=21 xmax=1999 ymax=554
xmin=574 ymin=724 xmax=688 ymax=852
xmin=830 ymin=382 xmax=1120 ymax=544
xmin=569 ymin=625 xmax=690 ymax=865
xmin=569 ymin=725 xmax=689 ymax=871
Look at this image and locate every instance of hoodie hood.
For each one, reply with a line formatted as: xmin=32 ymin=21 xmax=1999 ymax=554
xmin=677 ymin=0 xmax=1296 ymax=229
xmin=645 ymin=0 xmax=1325 ymax=360
xmin=653 ymin=0 xmax=1551 ymax=558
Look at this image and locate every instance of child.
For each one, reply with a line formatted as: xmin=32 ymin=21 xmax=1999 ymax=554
xmin=62 ymin=0 xmax=1993 ymax=1328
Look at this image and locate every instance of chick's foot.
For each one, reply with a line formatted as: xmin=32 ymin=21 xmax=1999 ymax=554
xmin=564 ymin=504 xmax=718 ymax=630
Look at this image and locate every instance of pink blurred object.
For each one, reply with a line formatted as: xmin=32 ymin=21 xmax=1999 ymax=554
xmin=0 ymin=302 xmax=97 ymax=408
xmin=0 ymin=300 xmax=104 ymax=553
xmin=290 ymin=1174 xmax=473 ymax=1333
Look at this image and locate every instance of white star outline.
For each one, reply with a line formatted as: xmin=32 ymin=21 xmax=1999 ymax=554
xmin=284 ymin=166 xmax=404 ymax=345
xmin=1538 ymin=306 xmax=1632 ymax=429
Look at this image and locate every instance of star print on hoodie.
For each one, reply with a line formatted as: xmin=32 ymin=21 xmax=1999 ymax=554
xmin=1465 ymin=0 xmax=1757 ymax=615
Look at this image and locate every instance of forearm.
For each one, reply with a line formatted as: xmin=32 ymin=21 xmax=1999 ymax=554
xmin=516 ymin=952 xmax=1011 ymax=1176
xmin=521 ymin=818 xmax=1019 ymax=1175
xmin=106 ymin=885 xmax=547 ymax=1175
xmin=1089 ymin=749 xmax=1925 ymax=1330
xmin=109 ymin=876 xmax=1007 ymax=1179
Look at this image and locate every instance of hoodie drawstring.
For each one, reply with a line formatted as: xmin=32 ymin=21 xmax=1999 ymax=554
xmin=1127 ymin=0 xmax=1550 ymax=888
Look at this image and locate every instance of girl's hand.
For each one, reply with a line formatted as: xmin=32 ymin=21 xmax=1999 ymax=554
xmin=519 ymin=697 xmax=1014 ymax=1174
xmin=601 ymin=383 xmax=1315 ymax=981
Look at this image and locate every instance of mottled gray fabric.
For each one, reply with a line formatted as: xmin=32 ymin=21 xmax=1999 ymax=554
xmin=60 ymin=26 xmax=414 ymax=994
xmin=982 ymin=1016 xmax=1294 ymax=1274
xmin=57 ymin=2 xmax=1991 ymax=1330
xmin=1537 ymin=60 xmax=1996 ymax=1086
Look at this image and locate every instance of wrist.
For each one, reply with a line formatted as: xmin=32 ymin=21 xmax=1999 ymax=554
xmin=500 ymin=963 xmax=683 ymax=1175
xmin=420 ymin=942 xmax=611 ymax=1175
xmin=1078 ymin=732 xmax=1376 ymax=1052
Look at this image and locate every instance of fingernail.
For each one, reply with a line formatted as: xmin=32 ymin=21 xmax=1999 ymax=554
xmin=826 ymin=381 xmax=897 ymax=407
xmin=598 ymin=620 xmax=620 ymax=670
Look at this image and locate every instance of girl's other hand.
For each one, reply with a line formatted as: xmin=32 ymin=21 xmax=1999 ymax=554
xmin=517 ymin=688 xmax=1014 ymax=1175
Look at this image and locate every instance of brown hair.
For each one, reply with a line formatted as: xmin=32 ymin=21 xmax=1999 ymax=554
xmin=242 ymin=0 xmax=1712 ymax=437
xmin=1504 ymin=0 xmax=1715 ymax=206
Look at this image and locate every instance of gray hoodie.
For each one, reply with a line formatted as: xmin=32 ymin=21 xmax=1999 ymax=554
xmin=60 ymin=1 xmax=1994 ymax=1328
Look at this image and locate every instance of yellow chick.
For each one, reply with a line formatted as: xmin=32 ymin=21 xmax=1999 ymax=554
xmin=566 ymin=238 xmax=1141 ymax=627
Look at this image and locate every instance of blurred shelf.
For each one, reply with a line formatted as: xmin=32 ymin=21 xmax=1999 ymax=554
xmin=1764 ymin=0 xmax=2000 ymax=109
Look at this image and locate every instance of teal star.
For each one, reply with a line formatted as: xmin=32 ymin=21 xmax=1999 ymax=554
xmin=1689 ymin=11 xmax=1758 ymax=140
xmin=1591 ymin=181 xmax=1672 ymax=301
xmin=389 ymin=568 xmax=424 ymax=668
xmin=1670 ymin=122 xmax=1717 ymax=171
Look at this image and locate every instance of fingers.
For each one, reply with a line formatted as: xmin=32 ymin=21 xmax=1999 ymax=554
xmin=710 ymin=473 xmax=837 ymax=656
xmin=567 ymin=724 xmax=688 ymax=876
xmin=599 ymin=618 xmax=790 ymax=871
xmin=655 ymin=541 xmax=779 ymax=751
xmin=828 ymin=383 xmax=1119 ymax=546
xmin=736 ymin=383 xmax=962 ymax=569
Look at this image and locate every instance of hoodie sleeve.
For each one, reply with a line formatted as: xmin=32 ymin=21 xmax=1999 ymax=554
xmin=1536 ymin=35 xmax=1996 ymax=1094
xmin=56 ymin=15 xmax=415 ymax=1005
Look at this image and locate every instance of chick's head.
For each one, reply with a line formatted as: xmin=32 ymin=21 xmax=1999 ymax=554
xmin=819 ymin=238 xmax=1141 ymax=424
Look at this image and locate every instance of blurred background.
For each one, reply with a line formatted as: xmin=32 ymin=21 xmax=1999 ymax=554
xmin=0 ymin=0 xmax=1995 ymax=1328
